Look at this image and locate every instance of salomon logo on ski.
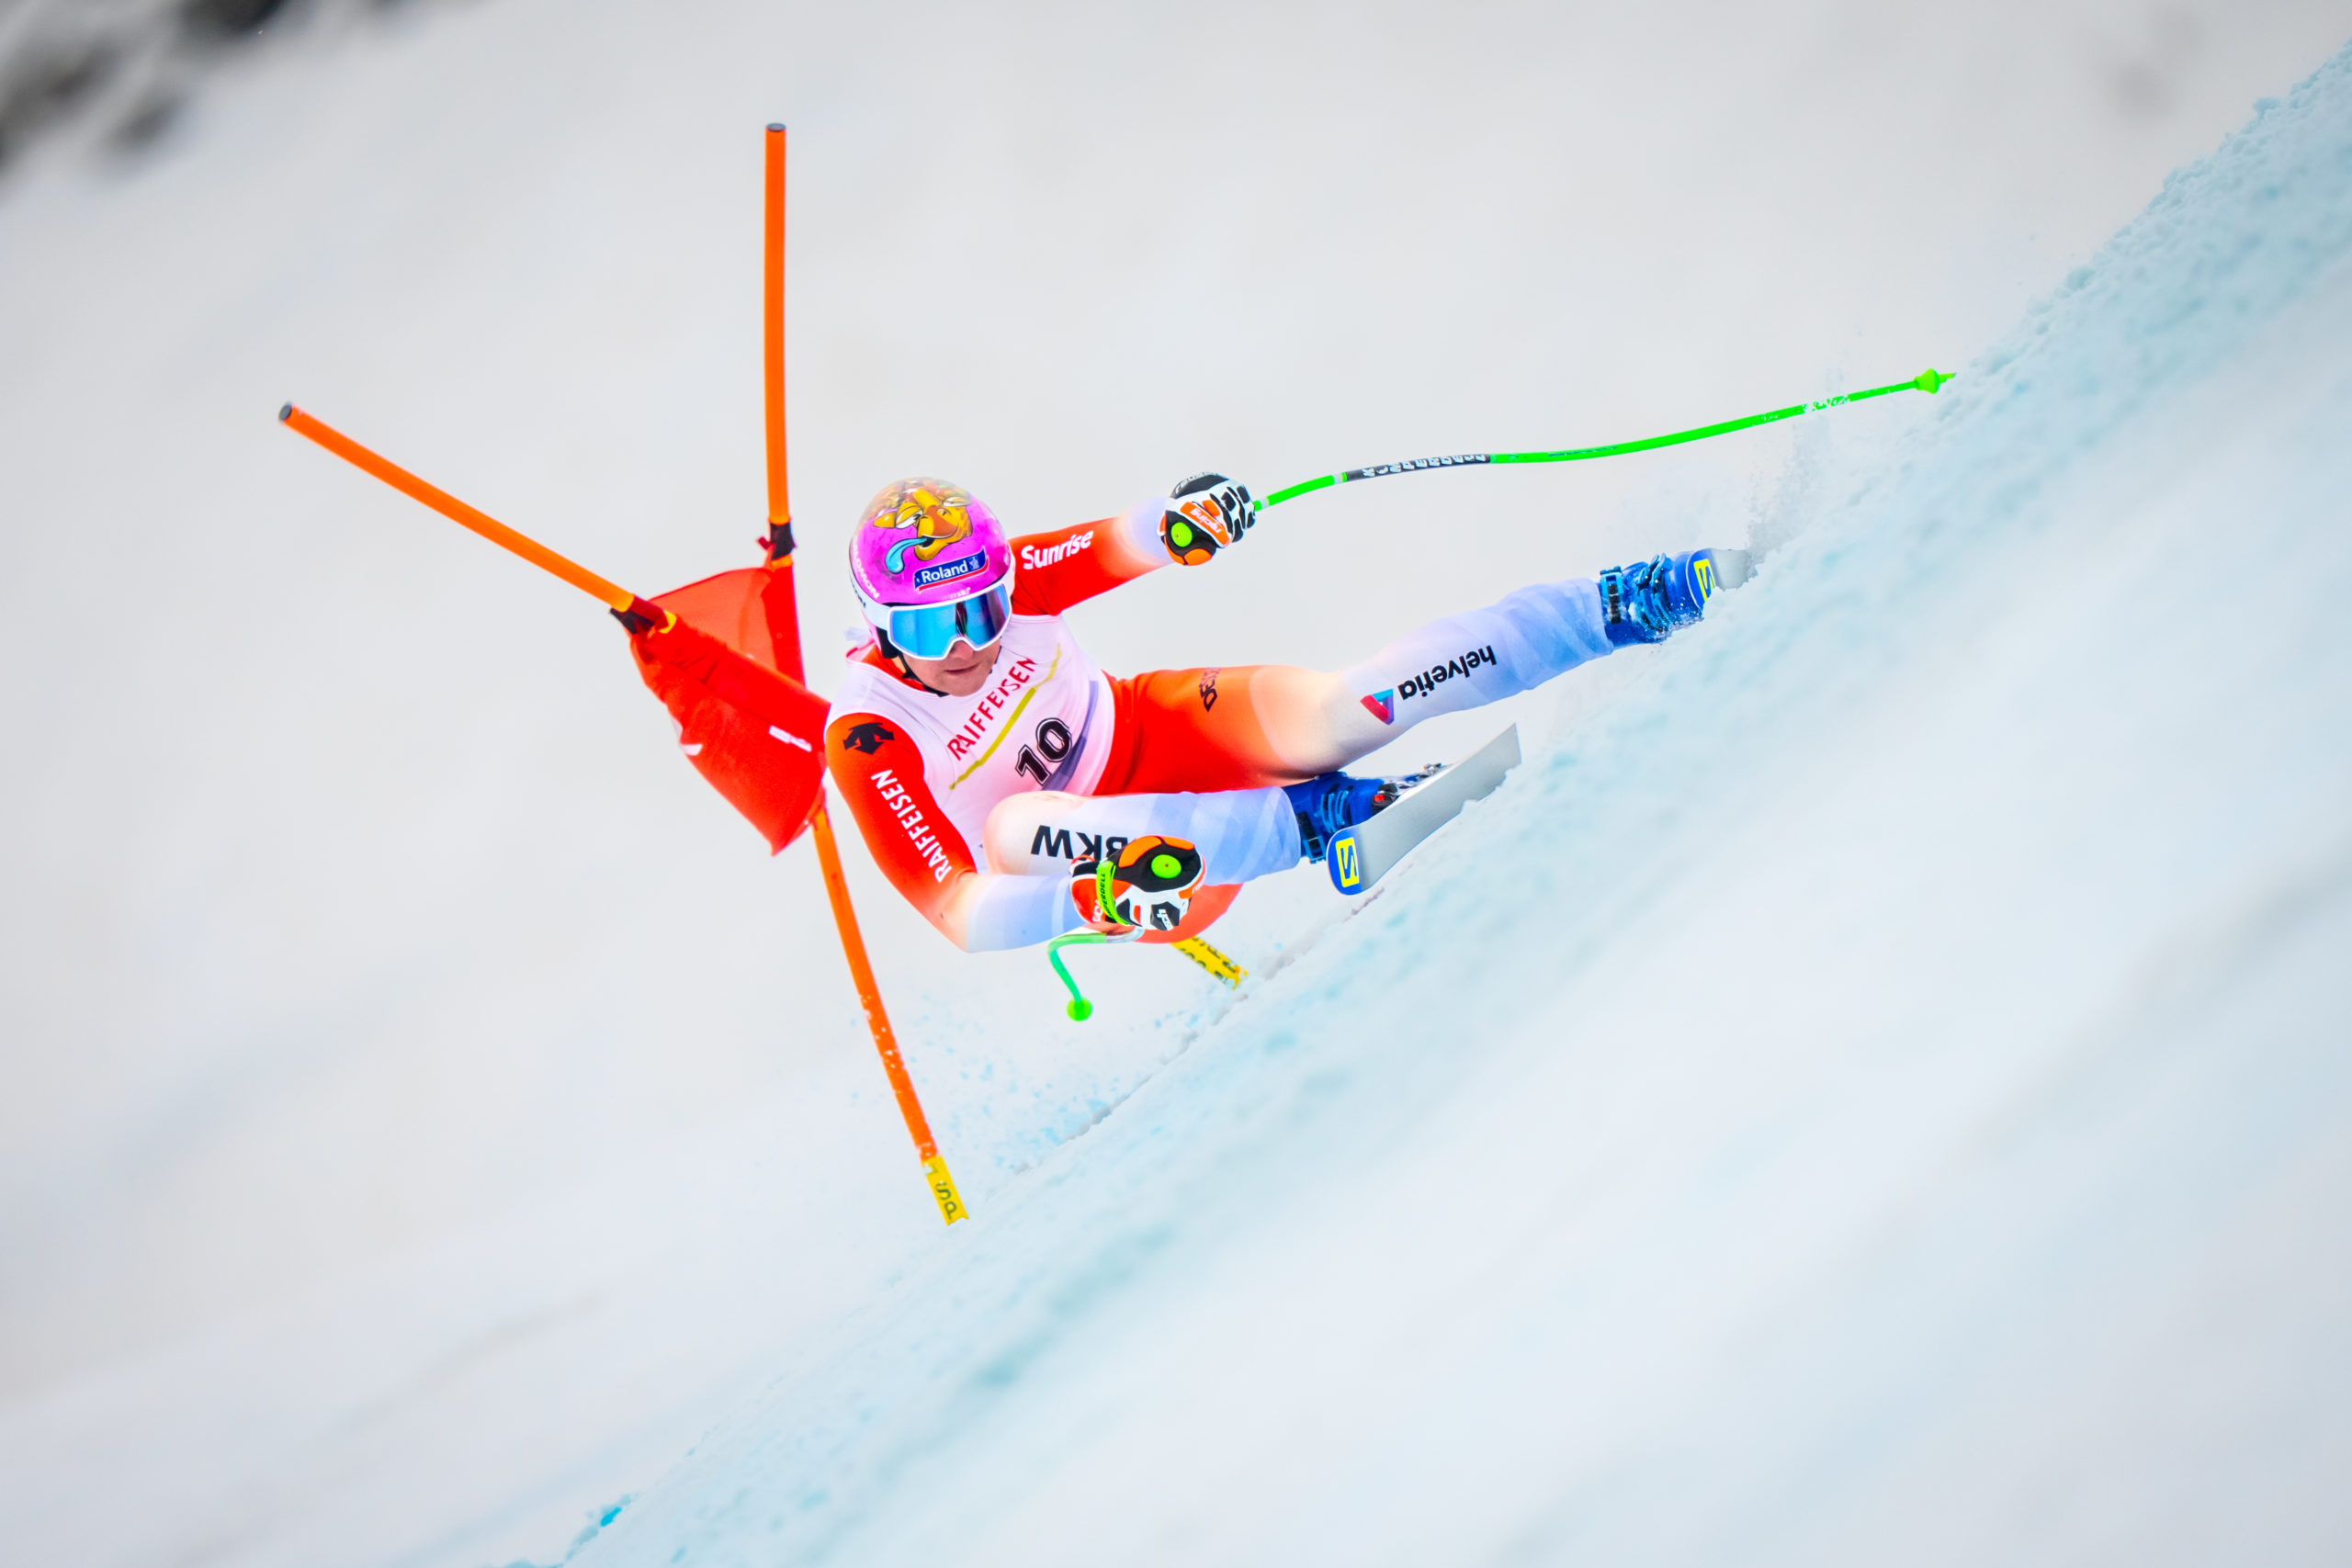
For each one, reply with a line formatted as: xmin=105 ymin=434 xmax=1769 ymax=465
xmin=1331 ymin=832 xmax=1363 ymax=890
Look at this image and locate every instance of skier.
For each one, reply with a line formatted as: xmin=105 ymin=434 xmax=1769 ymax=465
xmin=826 ymin=475 xmax=1747 ymax=950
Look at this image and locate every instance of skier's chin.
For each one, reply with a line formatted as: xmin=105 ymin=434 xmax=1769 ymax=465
xmin=910 ymin=641 xmax=1000 ymax=696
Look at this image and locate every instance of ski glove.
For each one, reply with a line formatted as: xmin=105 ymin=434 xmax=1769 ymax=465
xmin=1159 ymin=472 xmax=1257 ymax=566
xmin=1070 ymin=836 xmax=1208 ymax=933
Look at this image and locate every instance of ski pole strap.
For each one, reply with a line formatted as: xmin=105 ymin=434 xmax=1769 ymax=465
xmin=1047 ymin=931 xmax=1114 ymax=1021
xmin=1093 ymin=861 xmax=1130 ymax=929
xmin=1261 ymin=367 xmax=1952 ymax=508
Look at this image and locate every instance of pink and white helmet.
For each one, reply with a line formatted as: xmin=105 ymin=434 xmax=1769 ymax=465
xmin=847 ymin=478 xmax=1016 ymax=659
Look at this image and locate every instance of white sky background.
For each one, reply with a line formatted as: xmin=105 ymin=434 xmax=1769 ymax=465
xmin=1 ymin=2 xmax=2348 ymax=1564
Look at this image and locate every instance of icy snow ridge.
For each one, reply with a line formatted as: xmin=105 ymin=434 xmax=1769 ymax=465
xmin=647 ymin=47 xmax=2352 ymax=1568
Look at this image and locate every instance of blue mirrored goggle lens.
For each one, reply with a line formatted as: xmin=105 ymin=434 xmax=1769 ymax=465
xmin=886 ymin=583 xmax=1012 ymax=660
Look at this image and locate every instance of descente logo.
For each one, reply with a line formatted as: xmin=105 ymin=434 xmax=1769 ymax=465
xmin=912 ymin=549 xmax=988 ymax=590
xmin=1396 ymin=645 xmax=1497 ymax=704
xmin=1020 ymin=530 xmax=1094 ymax=570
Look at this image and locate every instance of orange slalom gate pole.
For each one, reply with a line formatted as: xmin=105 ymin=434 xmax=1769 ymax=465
xmin=808 ymin=801 xmax=965 ymax=1223
xmin=278 ymin=403 xmax=674 ymax=630
xmin=762 ymin=123 xmax=966 ymax=1225
xmin=762 ymin=124 xmax=795 ymax=566
xmin=281 ymin=394 xmax=965 ymax=1224
xmin=755 ymin=125 xmax=808 ymax=673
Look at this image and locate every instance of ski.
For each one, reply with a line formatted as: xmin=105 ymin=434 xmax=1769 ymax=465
xmin=1329 ymin=725 xmax=1521 ymax=895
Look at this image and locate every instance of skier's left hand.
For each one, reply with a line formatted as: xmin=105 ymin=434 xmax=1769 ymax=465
xmin=1159 ymin=472 xmax=1257 ymax=566
xmin=1069 ymin=863 xmax=1146 ymax=938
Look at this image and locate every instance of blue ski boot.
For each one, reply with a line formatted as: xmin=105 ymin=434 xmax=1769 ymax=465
xmin=1284 ymin=769 xmax=1433 ymax=863
xmin=1597 ymin=547 xmax=1753 ymax=646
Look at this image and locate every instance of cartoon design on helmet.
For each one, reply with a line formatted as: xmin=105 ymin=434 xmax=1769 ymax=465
xmin=870 ymin=480 xmax=977 ymax=574
xmin=849 ymin=478 xmax=1013 ymax=612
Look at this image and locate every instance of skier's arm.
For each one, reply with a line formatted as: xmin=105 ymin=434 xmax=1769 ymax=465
xmin=1007 ymin=503 xmax=1169 ymax=615
xmin=1009 ymin=473 xmax=1258 ymax=615
xmin=824 ymin=714 xmax=1080 ymax=951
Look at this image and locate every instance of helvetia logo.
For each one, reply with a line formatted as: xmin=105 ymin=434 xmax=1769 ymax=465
xmin=1394 ymin=646 xmax=1496 ymax=705
xmin=1360 ymin=689 xmax=1396 ymax=724
xmin=911 ymin=549 xmax=989 ymax=590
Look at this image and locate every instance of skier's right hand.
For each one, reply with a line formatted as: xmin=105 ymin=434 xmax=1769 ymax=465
xmin=1159 ymin=472 xmax=1256 ymax=566
xmin=1069 ymin=864 xmax=1144 ymax=937
xmin=1070 ymin=836 xmax=1207 ymax=934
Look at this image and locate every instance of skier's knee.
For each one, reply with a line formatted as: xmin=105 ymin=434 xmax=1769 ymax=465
xmin=1241 ymin=666 xmax=1366 ymax=773
xmin=984 ymin=791 xmax=1085 ymax=867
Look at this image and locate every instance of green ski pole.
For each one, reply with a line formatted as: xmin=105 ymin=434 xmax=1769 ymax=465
xmin=1261 ymin=367 xmax=1952 ymax=508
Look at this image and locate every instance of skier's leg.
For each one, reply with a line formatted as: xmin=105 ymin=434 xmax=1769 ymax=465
xmin=996 ymin=583 xmax=1610 ymax=887
xmin=979 ymin=567 xmax=1660 ymax=895
xmin=1088 ymin=590 xmax=1608 ymax=791
xmin=1245 ymin=575 xmax=1619 ymax=772
xmin=1258 ymin=547 xmax=1748 ymax=770
xmin=1079 ymin=545 xmax=1747 ymax=798
xmin=985 ymin=784 xmax=1299 ymax=885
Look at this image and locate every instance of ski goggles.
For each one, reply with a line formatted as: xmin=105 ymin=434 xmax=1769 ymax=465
xmin=863 ymin=581 xmax=1013 ymax=660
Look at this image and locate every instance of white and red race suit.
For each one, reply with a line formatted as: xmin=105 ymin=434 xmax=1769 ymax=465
xmin=826 ymin=501 xmax=1623 ymax=950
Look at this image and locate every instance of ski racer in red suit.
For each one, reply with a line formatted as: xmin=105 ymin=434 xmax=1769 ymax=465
xmin=825 ymin=475 xmax=1746 ymax=951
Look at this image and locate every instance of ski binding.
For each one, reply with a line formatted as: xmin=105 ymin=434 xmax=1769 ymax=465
xmin=1329 ymin=725 xmax=1520 ymax=895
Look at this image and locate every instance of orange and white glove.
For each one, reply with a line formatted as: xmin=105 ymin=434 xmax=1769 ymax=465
xmin=1069 ymin=835 xmax=1207 ymax=934
xmin=1159 ymin=473 xmax=1258 ymax=566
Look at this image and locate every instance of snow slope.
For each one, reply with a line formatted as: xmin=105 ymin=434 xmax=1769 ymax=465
xmin=572 ymin=46 xmax=2352 ymax=1568
xmin=3 ymin=2 xmax=2350 ymax=1564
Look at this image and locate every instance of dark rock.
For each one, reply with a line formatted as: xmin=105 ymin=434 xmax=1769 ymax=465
xmin=0 ymin=41 xmax=122 ymax=168
xmin=179 ymin=0 xmax=295 ymax=43
xmin=110 ymin=92 xmax=186 ymax=154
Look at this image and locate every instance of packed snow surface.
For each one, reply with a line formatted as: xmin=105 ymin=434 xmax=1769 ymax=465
xmin=570 ymin=50 xmax=2352 ymax=1567
xmin=3 ymin=3 xmax=2350 ymax=1565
